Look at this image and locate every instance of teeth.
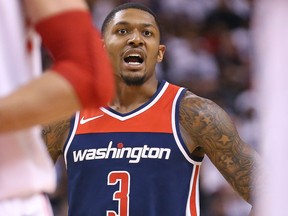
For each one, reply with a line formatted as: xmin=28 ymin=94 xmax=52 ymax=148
xmin=127 ymin=54 xmax=141 ymax=58
xmin=124 ymin=53 xmax=143 ymax=65
xmin=128 ymin=62 xmax=141 ymax=65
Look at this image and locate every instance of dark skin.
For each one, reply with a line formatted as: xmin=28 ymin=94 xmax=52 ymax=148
xmin=43 ymin=8 xmax=259 ymax=212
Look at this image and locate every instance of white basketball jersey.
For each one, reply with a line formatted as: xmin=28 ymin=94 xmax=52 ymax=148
xmin=0 ymin=0 xmax=56 ymax=199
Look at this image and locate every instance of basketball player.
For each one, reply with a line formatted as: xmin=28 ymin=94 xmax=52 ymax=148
xmin=0 ymin=0 xmax=115 ymax=133
xmin=42 ymin=3 xmax=260 ymax=215
xmin=0 ymin=0 xmax=114 ymax=215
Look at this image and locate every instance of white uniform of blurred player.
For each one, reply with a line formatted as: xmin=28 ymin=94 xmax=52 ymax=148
xmin=254 ymin=0 xmax=288 ymax=215
xmin=0 ymin=1 xmax=56 ymax=215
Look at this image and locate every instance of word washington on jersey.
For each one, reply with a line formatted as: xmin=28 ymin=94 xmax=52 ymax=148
xmin=73 ymin=141 xmax=171 ymax=163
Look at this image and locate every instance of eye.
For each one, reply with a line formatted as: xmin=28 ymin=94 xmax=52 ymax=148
xmin=118 ymin=29 xmax=128 ymax=35
xmin=143 ymin=30 xmax=152 ymax=37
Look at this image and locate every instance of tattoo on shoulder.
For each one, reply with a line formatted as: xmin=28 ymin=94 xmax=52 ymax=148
xmin=42 ymin=118 xmax=71 ymax=162
xmin=179 ymin=91 xmax=235 ymax=146
xmin=179 ymin=91 xmax=257 ymax=203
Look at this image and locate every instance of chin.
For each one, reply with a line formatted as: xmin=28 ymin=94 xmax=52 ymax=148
xmin=122 ymin=76 xmax=145 ymax=86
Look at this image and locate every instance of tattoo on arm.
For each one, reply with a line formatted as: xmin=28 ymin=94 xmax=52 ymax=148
xmin=42 ymin=118 xmax=71 ymax=163
xmin=180 ymin=92 xmax=259 ymax=204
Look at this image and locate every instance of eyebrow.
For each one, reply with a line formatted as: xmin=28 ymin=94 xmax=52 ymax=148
xmin=114 ymin=21 xmax=156 ymax=29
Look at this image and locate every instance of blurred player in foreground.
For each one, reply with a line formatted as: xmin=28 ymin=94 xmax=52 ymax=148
xmin=0 ymin=0 xmax=114 ymax=215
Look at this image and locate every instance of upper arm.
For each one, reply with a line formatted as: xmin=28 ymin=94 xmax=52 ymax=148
xmin=42 ymin=118 xmax=71 ymax=163
xmin=179 ymin=91 xmax=260 ymax=204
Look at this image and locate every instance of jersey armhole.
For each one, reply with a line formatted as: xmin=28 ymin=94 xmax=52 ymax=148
xmin=172 ymin=88 xmax=204 ymax=165
xmin=63 ymin=112 xmax=80 ymax=167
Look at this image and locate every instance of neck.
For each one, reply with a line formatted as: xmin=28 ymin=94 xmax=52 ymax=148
xmin=109 ymin=79 xmax=159 ymax=114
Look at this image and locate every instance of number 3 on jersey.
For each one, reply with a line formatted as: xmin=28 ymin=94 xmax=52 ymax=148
xmin=107 ymin=171 xmax=130 ymax=216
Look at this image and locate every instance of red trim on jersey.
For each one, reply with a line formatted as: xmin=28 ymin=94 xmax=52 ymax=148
xmin=189 ymin=165 xmax=200 ymax=216
xmin=75 ymin=83 xmax=180 ymax=134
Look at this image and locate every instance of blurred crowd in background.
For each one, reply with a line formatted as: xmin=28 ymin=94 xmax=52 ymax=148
xmin=47 ymin=0 xmax=258 ymax=215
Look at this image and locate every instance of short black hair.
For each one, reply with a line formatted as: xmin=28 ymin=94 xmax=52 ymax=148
xmin=101 ymin=2 xmax=161 ymax=36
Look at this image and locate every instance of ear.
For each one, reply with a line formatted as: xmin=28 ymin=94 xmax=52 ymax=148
xmin=157 ymin=45 xmax=166 ymax=63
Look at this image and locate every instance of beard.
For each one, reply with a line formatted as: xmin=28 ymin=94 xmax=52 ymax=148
xmin=121 ymin=74 xmax=146 ymax=86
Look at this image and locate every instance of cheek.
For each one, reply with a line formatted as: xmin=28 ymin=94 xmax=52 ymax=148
xmin=105 ymin=40 xmax=123 ymax=56
xmin=105 ymin=44 xmax=119 ymax=59
xmin=148 ymin=49 xmax=161 ymax=62
xmin=104 ymin=38 xmax=117 ymax=51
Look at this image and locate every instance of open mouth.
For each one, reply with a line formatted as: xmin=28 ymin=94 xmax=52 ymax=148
xmin=124 ymin=54 xmax=144 ymax=65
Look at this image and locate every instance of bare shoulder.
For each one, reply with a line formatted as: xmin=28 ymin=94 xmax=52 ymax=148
xmin=179 ymin=90 xmax=236 ymax=150
xmin=179 ymin=91 xmax=259 ymax=203
xmin=42 ymin=118 xmax=71 ymax=163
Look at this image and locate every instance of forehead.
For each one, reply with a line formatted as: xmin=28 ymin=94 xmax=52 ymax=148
xmin=109 ymin=8 xmax=158 ymax=30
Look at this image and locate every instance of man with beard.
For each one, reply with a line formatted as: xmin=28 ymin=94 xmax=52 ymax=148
xmin=43 ymin=3 xmax=259 ymax=216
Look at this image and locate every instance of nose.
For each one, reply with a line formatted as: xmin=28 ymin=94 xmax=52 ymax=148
xmin=127 ymin=30 xmax=144 ymax=46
